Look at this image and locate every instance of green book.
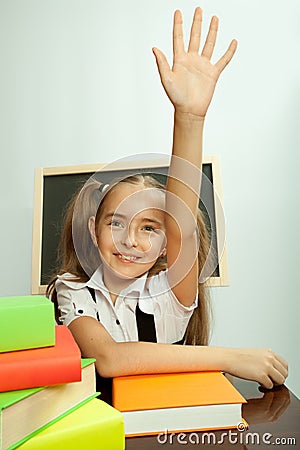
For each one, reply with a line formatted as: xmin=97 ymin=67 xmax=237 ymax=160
xmin=17 ymin=398 xmax=125 ymax=450
xmin=0 ymin=359 xmax=97 ymax=450
xmin=0 ymin=296 xmax=55 ymax=352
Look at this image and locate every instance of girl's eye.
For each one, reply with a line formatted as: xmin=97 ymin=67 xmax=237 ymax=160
xmin=142 ymin=225 xmax=156 ymax=232
xmin=110 ymin=220 xmax=123 ymax=228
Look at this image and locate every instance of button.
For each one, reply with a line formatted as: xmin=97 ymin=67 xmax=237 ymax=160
xmin=116 ymin=319 xmax=120 ymax=325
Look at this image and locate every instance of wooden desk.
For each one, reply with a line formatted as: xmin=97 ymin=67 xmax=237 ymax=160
xmin=122 ymin=377 xmax=300 ymax=449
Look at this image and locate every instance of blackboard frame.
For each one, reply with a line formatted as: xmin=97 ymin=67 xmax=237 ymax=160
xmin=31 ymin=156 xmax=229 ymax=294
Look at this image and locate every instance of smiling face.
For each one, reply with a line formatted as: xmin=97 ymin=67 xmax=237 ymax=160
xmin=95 ymin=182 xmax=166 ymax=284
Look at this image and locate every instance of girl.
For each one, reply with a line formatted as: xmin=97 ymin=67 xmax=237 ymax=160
xmin=47 ymin=7 xmax=288 ymax=390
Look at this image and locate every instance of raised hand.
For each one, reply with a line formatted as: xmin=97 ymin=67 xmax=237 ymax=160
xmin=153 ymin=7 xmax=237 ymax=119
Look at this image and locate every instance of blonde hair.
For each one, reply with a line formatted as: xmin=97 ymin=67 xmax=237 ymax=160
xmin=47 ymin=174 xmax=212 ymax=345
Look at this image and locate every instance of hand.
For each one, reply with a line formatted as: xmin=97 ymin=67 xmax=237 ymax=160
xmin=225 ymin=348 xmax=289 ymax=389
xmin=153 ymin=7 xmax=237 ymax=119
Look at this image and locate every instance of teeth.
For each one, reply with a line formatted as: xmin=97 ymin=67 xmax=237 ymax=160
xmin=118 ymin=254 xmax=137 ymax=261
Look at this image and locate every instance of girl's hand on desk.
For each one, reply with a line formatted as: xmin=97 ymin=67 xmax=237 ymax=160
xmin=225 ymin=348 xmax=289 ymax=390
xmin=152 ymin=7 xmax=237 ymax=119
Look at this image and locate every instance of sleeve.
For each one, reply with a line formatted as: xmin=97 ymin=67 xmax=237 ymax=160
xmin=150 ymin=270 xmax=198 ymax=314
xmin=149 ymin=271 xmax=198 ymax=344
xmin=55 ymin=279 xmax=98 ymax=327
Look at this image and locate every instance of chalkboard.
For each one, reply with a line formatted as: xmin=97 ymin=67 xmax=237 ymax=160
xmin=31 ymin=157 xmax=228 ymax=294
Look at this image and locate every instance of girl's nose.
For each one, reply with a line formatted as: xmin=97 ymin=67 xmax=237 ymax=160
xmin=121 ymin=227 xmax=138 ymax=248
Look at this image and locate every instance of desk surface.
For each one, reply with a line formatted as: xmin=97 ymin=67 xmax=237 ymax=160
xmin=123 ymin=377 xmax=300 ymax=449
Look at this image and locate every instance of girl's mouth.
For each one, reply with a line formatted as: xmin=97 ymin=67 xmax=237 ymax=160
xmin=114 ymin=253 xmax=140 ymax=263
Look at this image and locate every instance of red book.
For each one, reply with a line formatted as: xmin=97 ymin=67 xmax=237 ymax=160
xmin=0 ymin=325 xmax=82 ymax=392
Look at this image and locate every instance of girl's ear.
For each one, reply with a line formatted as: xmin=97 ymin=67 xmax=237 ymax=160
xmin=88 ymin=216 xmax=98 ymax=247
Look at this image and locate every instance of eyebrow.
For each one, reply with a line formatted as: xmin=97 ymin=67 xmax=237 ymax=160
xmin=141 ymin=217 xmax=164 ymax=227
xmin=103 ymin=213 xmax=126 ymax=221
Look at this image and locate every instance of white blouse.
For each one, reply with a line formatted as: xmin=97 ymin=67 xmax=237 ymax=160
xmin=55 ymin=266 xmax=197 ymax=344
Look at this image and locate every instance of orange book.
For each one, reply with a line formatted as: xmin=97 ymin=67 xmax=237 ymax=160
xmin=0 ymin=326 xmax=82 ymax=392
xmin=113 ymin=371 xmax=246 ymax=436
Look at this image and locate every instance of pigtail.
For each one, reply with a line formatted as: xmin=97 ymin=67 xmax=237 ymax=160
xmin=46 ymin=179 xmax=104 ymax=307
xmin=184 ymin=210 xmax=212 ymax=346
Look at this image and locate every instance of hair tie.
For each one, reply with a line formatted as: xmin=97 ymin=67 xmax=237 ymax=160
xmin=99 ymin=183 xmax=109 ymax=193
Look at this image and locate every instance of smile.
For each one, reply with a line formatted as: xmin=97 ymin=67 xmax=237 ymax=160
xmin=115 ymin=253 xmax=140 ymax=262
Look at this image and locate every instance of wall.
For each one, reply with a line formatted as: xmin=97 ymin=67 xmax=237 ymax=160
xmin=0 ymin=0 xmax=299 ymax=398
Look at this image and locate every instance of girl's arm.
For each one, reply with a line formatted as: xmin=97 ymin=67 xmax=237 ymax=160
xmin=69 ymin=316 xmax=288 ymax=390
xmin=153 ymin=8 xmax=237 ymax=305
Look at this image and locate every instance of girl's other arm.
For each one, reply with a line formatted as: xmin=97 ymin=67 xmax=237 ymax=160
xmin=153 ymin=8 xmax=237 ymax=306
xmin=69 ymin=317 xmax=288 ymax=390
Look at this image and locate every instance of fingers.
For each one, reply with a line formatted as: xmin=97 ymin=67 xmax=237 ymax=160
xmin=171 ymin=7 xmax=237 ymax=72
xmin=260 ymin=374 xmax=274 ymax=390
xmin=260 ymin=350 xmax=288 ymax=389
xmin=273 ymin=357 xmax=289 ymax=384
xmin=188 ymin=7 xmax=202 ymax=53
xmin=173 ymin=9 xmax=184 ymax=59
xmin=268 ymin=350 xmax=288 ymax=385
xmin=201 ymin=15 xmax=219 ymax=60
xmin=215 ymin=39 xmax=238 ymax=73
xmin=270 ymin=366 xmax=287 ymax=387
xmin=274 ymin=352 xmax=289 ymax=373
xmin=152 ymin=47 xmax=171 ymax=84
xmin=260 ymin=370 xmax=283 ymax=390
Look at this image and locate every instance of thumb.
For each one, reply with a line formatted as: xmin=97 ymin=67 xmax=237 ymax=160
xmin=152 ymin=47 xmax=170 ymax=84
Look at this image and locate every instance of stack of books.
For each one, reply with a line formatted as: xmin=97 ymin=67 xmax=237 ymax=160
xmin=0 ymin=295 xmax=124 ymax=450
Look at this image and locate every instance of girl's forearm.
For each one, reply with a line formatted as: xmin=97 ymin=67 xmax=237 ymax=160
xmin=167 ymin=111 xmax=205 ymax=225
xmin=70 ymin=317 xmax=227 ymax=377
xmin=96 ymin=340 xmax=230 ymax=378
xmin=172 ymin=110 xmax=205 ymax=167
xmin=96 ymin=340 xmax=288 ymax=390
xmin=69 ymin=314 xmax=288 ymax=389
xmin=164 ymin=111 xmax=205 ymax=304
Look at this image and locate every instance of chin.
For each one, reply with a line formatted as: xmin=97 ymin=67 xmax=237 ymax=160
xmin=116 ymin=269 xmax=147 ymax=280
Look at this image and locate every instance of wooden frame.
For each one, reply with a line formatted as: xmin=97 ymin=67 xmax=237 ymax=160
xmin=31 ymin=156 xmax=229 ymax=295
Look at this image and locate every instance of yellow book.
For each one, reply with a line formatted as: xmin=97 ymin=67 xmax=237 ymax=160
xmin=18 ymin=399 xmax=125 ymax=450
